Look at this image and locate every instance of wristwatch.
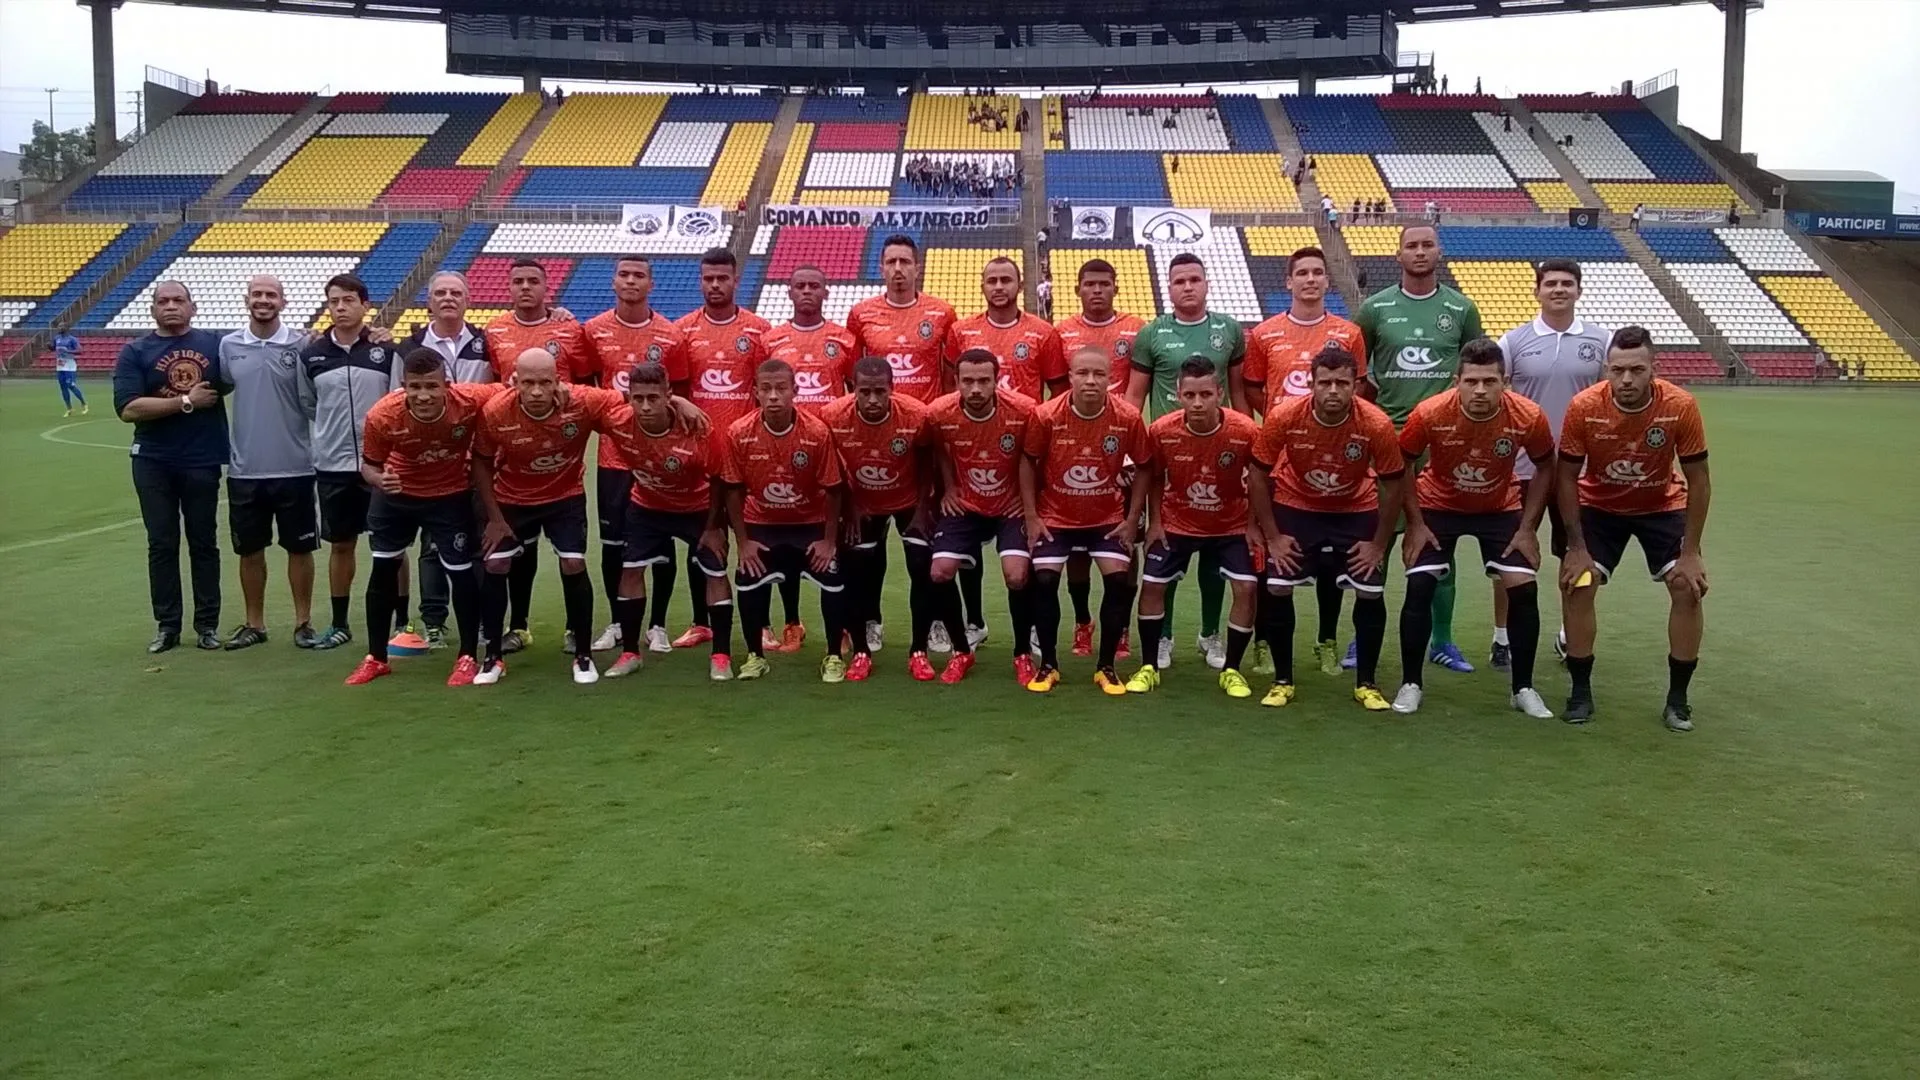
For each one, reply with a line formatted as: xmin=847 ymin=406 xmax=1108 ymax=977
xmin=179 ymin=396 xmax=195 ymax=414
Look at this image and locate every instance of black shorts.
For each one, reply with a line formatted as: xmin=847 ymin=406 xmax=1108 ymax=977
xmin=1269 ymin=505 xmax=1384 ymax=594
xmin=931 ymin=512 xmax=1028 ymax=566
xmin=737 ymin=523 xmax=843 ymax=592
xmin=596 ymin=466 xmax=633 ymax=545
xmin=1505 ymin=480 xmax=1570 ymax=558
xmin=1580 ymin=507 xmax=1686 ymax=582
xmin=489 ymin=494 xmax=590 ymax=564
xmin=1143 ymin=533 xmax=1257 ymax=584
xmin=853 ymin=508 xmax=927 ymax=552
xmin=368 ymin=491 xmax=476 ymax=571
xmin=622 ymin=505 xmax=727 ymax=575
xmin=316 ymin=469 xmax=370 ymax=542
xmin=1408 ymin=509 xmax=1536 ymax=579
xmin=1031 ymin=524 xmax=1130 ymax=567
xmin=227 ymin=475 xmax=319 ymax=555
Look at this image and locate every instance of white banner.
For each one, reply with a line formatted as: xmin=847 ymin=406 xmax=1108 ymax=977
xmin=620 ymin=205 xmax=729 ymax=242
xmin=1641 ymin=207 xmax=1730 ymax=225
xmin=620 ymin=204 xmax=673 ymax=238
xmin=1131 ymin=207 xmax=1212 ymax=246
xmin=1070 ymin=206 xmax=1118 ymax=241
xmin=759 ymin=205 xmax=999 ymax=229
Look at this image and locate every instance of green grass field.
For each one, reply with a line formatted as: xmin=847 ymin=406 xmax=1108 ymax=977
xmin=3 ymin=379 xmax=1917 ymax=1078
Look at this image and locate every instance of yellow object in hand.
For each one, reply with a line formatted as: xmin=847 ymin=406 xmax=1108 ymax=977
xmin=1574 ymin=570 xmax=1594 ymax=588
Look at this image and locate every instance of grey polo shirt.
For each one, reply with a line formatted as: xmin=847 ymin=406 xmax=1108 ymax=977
xmin=1499 ymin=315 xmax=1610 ymax=478
xmin=218 ymin=324 xmax=314 ymax=480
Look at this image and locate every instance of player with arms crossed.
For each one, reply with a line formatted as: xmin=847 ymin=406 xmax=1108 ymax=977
xmin=1352 ymin=224 xmax=1483 ymax=675
xmin=926 ymin=348 xmax=1039 ymax=686
xmin=1248 ymin=347 xmax=1404 ymax=711
xmin=346 ymin=349 xmax=500 ymax=686
xmin=1555 ymin=327 xmax=1711 ymax=731
xmin=1391 ymin=338 xmax=1558 ymax=718
xmin=1127 ymin=357 xmax=1264 ymax=700
xmin=719 ymin=359 xmax=851 ymax=682
xmin=1021 ymin=346 xmax=1152 ymax=695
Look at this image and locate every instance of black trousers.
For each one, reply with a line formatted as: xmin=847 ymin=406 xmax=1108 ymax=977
xmin=418 ymin=542 xmax=449 ymax=627
xmin=132 ymin=457 xmax=221 ymax=633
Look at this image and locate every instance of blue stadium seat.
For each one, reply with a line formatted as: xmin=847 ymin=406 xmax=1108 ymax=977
xmin=417 ymin=223 xmax=495 ymax=301
xmin=65 ymin=175 xmax=216 ymax=211
xmin=511 ymin=168 xmax=710 ymax=205
xmin=1604 ymin=111 xmax=1718 ymax=183
xmin=1436 ymin=226 xmax=1625 ymax=260
xmin=1281 ymin=96 xmax=1395 ymax=154
xmin=76 ymin=224 xmax=207 ymax=328
xmin=1043 ymin=152 xmax=1170 ymax=203
xmin=355 ymin=223 xmax=441 ymax=303
xmin=663 ymin=95 xmax=782 ymax=123
xmin=1640 ymin=228 xmax=1730 ymax=262
xmin=800 ymin=97 xmax=907 ymax=123
xmin=1217 ymin=96 xmax=1277 ymax=151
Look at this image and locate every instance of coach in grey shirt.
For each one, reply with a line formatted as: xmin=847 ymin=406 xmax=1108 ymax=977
xmin=218 ymin=274 xmax=320 ymax=649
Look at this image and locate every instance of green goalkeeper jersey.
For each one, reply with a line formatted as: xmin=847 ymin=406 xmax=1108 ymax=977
xmin=1352 ymin=283 xmax=1484 ymax=427
xmin=1130 ymin=310 xmax=1245 ymax=420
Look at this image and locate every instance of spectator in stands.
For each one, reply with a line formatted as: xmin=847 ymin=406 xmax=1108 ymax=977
xmin=53 ymin=322 xmax=86 ymax=417
xmin=1504 ymin=114 xmax=1513 ymax=133
xmin=1425 ymin=199 xmax=1439 ymax=223
xmin=115 ymin=280 xmax=228 ymax=653
xmin=1632 ymin=203 xmax=1645 ymax=232
xmin=1441 ymin=75 xmax=1449 ymax=94
xmin=1728 ymin=201 xmax=1741 ymax=226
xmin=553 ymin=86 xmax=565 ymax=104
xmin=1037 ymin=276 xmax=1053 ymax=320
xmin=1352 ymin=198 xmax=1362 ymax=221
xmin=1476 ymin=77 xmax=1483 ymax=94
xmin=1171 ymin=154 xmax=1181 ymax=174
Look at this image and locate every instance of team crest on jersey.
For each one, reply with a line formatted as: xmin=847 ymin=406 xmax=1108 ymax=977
xmin=1645 ymin=426 xmax=1667 ymax=448
xmin=646 ymin=343 xmax=663 ymax=362
xmin=1102 ymin=434 xmax=1120 ymax=455
xmin=825 ymin=340 xmax=842 ymax=359
xmin=370 ymin=347 xmax=386 ymax=363
xmin=791 ymin=449 xmax=810 ymax=469
xmin=1493 ymin=437 xmax=1515 ymax=458
xmin=1578 ymin=342 xmax=1600 ymax=362
xmin=276 ymin=349 xmax=298 ymax=370
xmin=544 ymin=341 xmax=560 ymax=357
xmin=451 ymin=424 xmax=467 ymax=440
xmin=562 ymin=422 xmax=579 ymax=440
xmin=1209 ymin=333 xmax=1225 ymax=350
xmin=1014 ymin=342 xmax=1031 ymax=361
xmin=1436 ymin=313 xmax=1456 ymax=333
xmin=1217 ymin=450 xmax=1236 ymax=469
xmin=998 ymin=433 xmax=1017 ymax=453
xmin=734 ymin=336 xmax=751 ymax=354
xmin=1115 ymin=338 xmax=1132 ymax=358
xmin=664 ymin=455 xmax=682 ymax=472
xmin=889 ymin=436 xmax=909 ymax=456
xmin=918 ymin=320 xmax=934 ymax=340
xmin=1343 ymin=439 xmax=1365 ymax=462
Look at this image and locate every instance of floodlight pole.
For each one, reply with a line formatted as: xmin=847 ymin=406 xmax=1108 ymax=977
xmin=1721 ymin=0 xmax=1747 ymax=153
xmin=91 ymin=0 xmax=119 ymax=157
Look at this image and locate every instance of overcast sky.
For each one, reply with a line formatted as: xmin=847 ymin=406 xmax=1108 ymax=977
xmin=2 ymin=0 xmax=1914 ymax=197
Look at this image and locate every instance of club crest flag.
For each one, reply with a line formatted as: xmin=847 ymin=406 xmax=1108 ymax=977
xmin=1071 ymin=206 xmax=1118 ymax=241
xmin=1131 ymin=207 xmax=1212 ymax=246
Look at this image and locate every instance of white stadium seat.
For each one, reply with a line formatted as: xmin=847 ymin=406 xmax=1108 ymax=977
xmin=1667 ymin=263 xmax=1808 ymax=347
xmin=1472 ymin=113 xmax=1560 ymax=180
xmin=754 ymin=281 xmax=883 ymax=324
xmin=1715 ymin=227 xmax=1820 ymax=273
xmin=750 ymin=222 xmax=776 ymax=255
xmin=482 ymin=221 xmax=737 ymax=257
xmin=1065 ymin=107 xmax=1231 ymax=151
xmin=1575 ymin=262 xmax=1698 ymax=346
xmin=1 ymin=301 xmax=36 ymax=331
xmin=1533 ymin=112 xmax=1654 ymax=181
xmin=803 ymin=152 xmax=896 ymax=189
xmin=638 ymin=122 xmax=730 ymax=168
xmin=99 ymin=113 xmax=290 ymax=176
xmin=320 ymin=112 xmax=450 ymax=137
xmin=107 ymin=255 xmax=365 ymax=330
xmin=1150 ymin=227 xmax=1260 ymax=324
xmin=251 ymin=113 xmax=333 ymax=175
xmin=1374 ymin=154 xmax=1517 ymax=189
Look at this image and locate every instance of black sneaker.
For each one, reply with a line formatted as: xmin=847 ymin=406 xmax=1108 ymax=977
xmin=224 ymin=625 xmax=269 ymax=651
xmin=1490 ymin=641 xmax=1512 ymax=672
xmin=1662 ymin=702 xmax=1694 ymax=732
xmin=1564 ymin=695 xmax=1595 ymax=724
xmin=293 ymin=623 xmax=319 ymax=649
xmin=312 ymin=625 xmax=353 ymax=651
xmin=195 ymin=630 xmax=222 ymax=650
xmin=148 ymin=629 xmax=180 ymax=654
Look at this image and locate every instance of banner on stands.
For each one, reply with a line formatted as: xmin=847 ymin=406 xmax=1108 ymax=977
xmin=759 ymin=205 xmax=998 ymax=229
xmin=1071 ymin=206 xmax=1118 ymax=241
xmin=1131 ymin=207 xmax=1211 ymax=246
xmin=1787 ymin=211 xmax=1920 ymax=239
xmin=1640 ymin=207 xmax=1729 ymax=225
xmin=620 ymin=204 xmax=727 ymax=241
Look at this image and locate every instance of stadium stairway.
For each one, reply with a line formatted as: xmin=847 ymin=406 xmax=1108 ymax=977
xmin=1021 ymin=95 xmax=1047 ymax=313
xmin=1501 ymin=98 xmax=1606 ymax=211
xmin=1261 ymin=97 xmax=1331 ymax=218
xmin=1613 ymin=226 xmax=1744 ymax=375
xmin=197 ymin=94 xmax=332 ymax=205
xmin=2 ymin=222 xmax=182 ymax=372
xmin=471 ymin=93 xmax=555 ymax=207
xmin=733 ymin=95 xmax=805 ymax=269
xmin=374 ymin=224 xmax=457 ymax=329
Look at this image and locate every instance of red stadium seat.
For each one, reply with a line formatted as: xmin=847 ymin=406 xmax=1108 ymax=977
xmin=768 ymin=227 xmax=867 ymax=280
xmin=1741 ymin=351 xmax=1818 ymax=380
xmin=1654 ymin=351 xmax=1722 ymax=382
xmin=378 ymin=168 xmax=491 ymax=209
xmin=811 ymin=123 xmax=904 ymax=151
xmin=463 ymin=256 xmax=574 ymax=305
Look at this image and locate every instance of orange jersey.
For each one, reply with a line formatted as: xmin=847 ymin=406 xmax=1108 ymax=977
xmin=1055 ymin=312 xmax=1147 ymax=392
xmin=1252 ymin=396 xmax=1403 ymax=514
xmin=1400 ymin=389 xmax=1555 ymax=514
xmin=581 ymin=310 xmax=690 ymax=469
xmin=719 ymin=409 xmax=844 ymax=526
xmin=483 ymin=312 xmax=590 ymax=383
xmin=1149 ymin=409 xmax=1262 ymax=537
xmin=595 ymin=405 xmax=722 ymax=516
xmin=677 ymin=308 xmax=772 ymax=432
xmin=820 ymin=394 xmax=931 ymax=515
xmin=846 ymin=292 xmax=956 ymax=403
xmin=361 ymin=383 xmax=505 ymax=499
xmin=764 ymin=319 xmax=857 ymax=415
xmin=1243 ymin=312 xmax=1367 ymax=401
xmin=924 ymin=389 xmax=1036 ymax=519
xmin=473 ymin=385 xmax=622 ymax=506
xmin=1022 ymin=393 xmax=1152 ymax=531
xmin=1559 ymin=378 xmax=1707 ymax=515
xmin=944 ymin=311 xmax=1066 ymax=400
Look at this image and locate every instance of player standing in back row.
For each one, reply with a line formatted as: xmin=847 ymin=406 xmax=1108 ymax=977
xmin=1353 ymin=224 xmax=1484 ymax=675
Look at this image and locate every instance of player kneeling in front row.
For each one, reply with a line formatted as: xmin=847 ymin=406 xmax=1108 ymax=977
xmin=1555 ymin=327 xmax=1711 ymax=731
xmin=721 ymin=359 xmax=853 ymax=682
xmin=1129 ymin=357 xmax=1263 ymax=699
xmin=346 ymin=349 xmax=499 ymax=686
xmin=1019 ymin=346 xmax=1152 ymax=694
xmin=599 ymin=361 xmax=736 ymax=679
xmin=1392 ymin=337 xmax=1558 ymax=718
xmin=1248 ymin=347 xmax=1404 ymax=710
xmin=925 ymin=348 xmax=1037 ymax=686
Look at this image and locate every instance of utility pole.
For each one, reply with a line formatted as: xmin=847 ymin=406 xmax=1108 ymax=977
xmin=44 ymin=87 xmax=59 ymax=129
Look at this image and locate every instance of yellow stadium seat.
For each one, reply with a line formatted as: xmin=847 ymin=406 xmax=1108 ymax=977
xmin=1590 ymin=182 xmax=1743 ymax=214
xmin=1760 ymin=276 xmax=1917 ymax=380
xmin=1044 ymin=95 xmax=1066 ymax=150
xmin=191 ymin=222 xmax=389 ymax=254
xmin=1244 ymin=226 xmax=1323 ymax=258
xmin=797 ymin=189 xmax=890 ymax=206
xmin=1163 ymin=154 xmax=1302 ymax=212
xmin=385 ymin=307 xmax=509 ymax=335
xmin=521 ymin=93 xmax=667 ymax=167
xmin=770 ymin=123 xmax=813 ymax=204
xmin=925 ymin=249 xmax=1024 ymax=317
xmin=1448 ymin=262 xmax=1538 ymax=337
xmin=906 ymin=94 xmax=1021 ymax=151
xmin=0 ymin=223 xmax=125 ymax=297
xmin=1340 ymin=226 xmax=1404 ymax=257
xmin=701 ymin=123 xmax=772 ymax=206
xmin=246 ymin=137 xmax=424 ymax=209
xmin=1525 ymin=182 xmax=1583 ymax=212
xmin=1315 ymin=156 xmax=1394 ymax=216
xmin=1048 ymin=248 xmax=1158 ymax=319
xmin=456 ymin=92 xmax=541 ymax=167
